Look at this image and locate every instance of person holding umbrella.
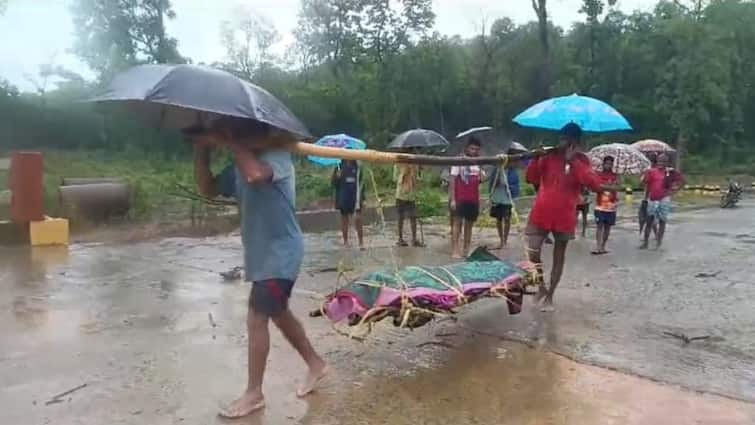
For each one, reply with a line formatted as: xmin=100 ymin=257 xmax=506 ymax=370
xmin=332 ymin=160 xmax=365 ymax=249
xmin=525 ymin=123 xmax=619 ymax=311
xmin=190 ymin=120 xmax=328 ymax=418
xmin=91 ymin=64 xmax=328 ymax=418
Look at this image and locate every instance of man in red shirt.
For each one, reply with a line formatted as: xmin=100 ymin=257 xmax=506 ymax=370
xmin=592 ymin=156 xmax=620 ymax=255
xmin=526 ymin=123 xmax=618 ymax=311
xmin=640 ymin=153 xmax=684 ymax=249
xmin=449 ymin=138 xmax=485 ymax=258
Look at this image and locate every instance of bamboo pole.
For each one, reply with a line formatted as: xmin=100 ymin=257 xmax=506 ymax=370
xmin=292 ymin=142 xmax=555 ymax=166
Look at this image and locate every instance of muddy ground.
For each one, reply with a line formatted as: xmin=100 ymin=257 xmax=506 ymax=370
xmin=1 ymin=196 xmax=753 ymax=424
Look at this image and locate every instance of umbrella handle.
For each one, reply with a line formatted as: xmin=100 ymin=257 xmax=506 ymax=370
xmin=292 ymin=142 xmax=555 ymax=166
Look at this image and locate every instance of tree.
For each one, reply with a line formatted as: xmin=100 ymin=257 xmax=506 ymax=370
xmin=532 ymin=0 xmax=551 ymax=98
xmin=578 ymin=0 xmax=617 ymax=93
xmin=71 ymin=0 xmax=185 ymax=80
xmin=219 ymin=7 xmax=280 ymax=80
xmin=294 ymin=0 xmax=364 ymax=75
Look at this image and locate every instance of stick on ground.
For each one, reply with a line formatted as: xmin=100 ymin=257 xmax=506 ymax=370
xmin=45 ymin=383 xmax=88 ymax=405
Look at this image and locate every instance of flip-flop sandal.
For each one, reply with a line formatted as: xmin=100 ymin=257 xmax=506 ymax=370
xmin=590 ymin=250 xmax=602 ymax=255
xmin=296 ymin=367 xmax=330 ymax=398
xmin=396 ymin=240 xmax=409 ymax=247
xmin=412 ymin=241 xmax=426 ymax=247
xmin=218 ymin=399 xmax=266 ymax=419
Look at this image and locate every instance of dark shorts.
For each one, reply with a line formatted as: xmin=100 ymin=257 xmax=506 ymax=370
xmin=250 ymin=279 xmax=295 ymax=317
xmin=490 ymin=204 xmax=512 ymax=220
xmin=454 ymin=202 xmax=479 ymax=222
xmin=525 ymin=223 xmax=575 ymax=243
xmin=576 ymin=203 xmax=590 ymax=214
xmin=594 ymin=210 xmax=617 ymax=226
xmin=396 ymin=199 xmax=417 ymax=218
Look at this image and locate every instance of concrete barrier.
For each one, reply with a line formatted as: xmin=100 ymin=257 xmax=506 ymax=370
xmin=61 ymin=177 xmax=126 ymax=186
xmin=296 ymin=205 xmax=397 ymax=233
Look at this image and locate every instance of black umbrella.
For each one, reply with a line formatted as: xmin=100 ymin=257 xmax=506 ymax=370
xmin=387 ymin=129 xmax=449 ymax=150
xmin=88 ymin=64 xmax=311 ymax=138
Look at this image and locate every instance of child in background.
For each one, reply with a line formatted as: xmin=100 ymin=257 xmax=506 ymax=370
xmin=489 ymin=164 xmax=520 ymax=249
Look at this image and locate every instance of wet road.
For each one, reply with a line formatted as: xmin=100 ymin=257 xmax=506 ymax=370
xmin=1 ymin=197 xmax=754 ymax=424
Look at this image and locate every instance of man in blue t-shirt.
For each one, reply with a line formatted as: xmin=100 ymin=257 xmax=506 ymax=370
xmin=190 ymin=122 xmax=327 ymax=419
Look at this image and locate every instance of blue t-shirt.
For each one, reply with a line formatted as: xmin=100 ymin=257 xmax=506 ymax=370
xmin=216 ymin=150 xmax=303 ymax=282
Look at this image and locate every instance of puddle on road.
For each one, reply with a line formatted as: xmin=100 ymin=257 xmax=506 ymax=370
xmin=298 ymin=337 xmax=754 ymax=425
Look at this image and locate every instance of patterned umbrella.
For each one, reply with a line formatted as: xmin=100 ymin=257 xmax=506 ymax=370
xmin=631 ymin=139 xmax=676 ymax=154
xmin=588 ymin=143 xmax=651 ymax=175
xmin=307 ymin=134 xmax=366 ymax=167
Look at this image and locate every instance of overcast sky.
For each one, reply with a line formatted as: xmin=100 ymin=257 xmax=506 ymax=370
xmin=0 ymin=0 xmax=656 ymax=91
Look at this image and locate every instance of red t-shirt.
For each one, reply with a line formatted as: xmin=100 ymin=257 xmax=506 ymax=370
xmin=451 ymin=165 xmax=482 ymax=203
xmin=526 ymin=151 xmax=603 ymax=234
xmin=643 ymin=167 xmax=684 ymax=201
xmin=594 ymin=171 xmax=619 ymax=212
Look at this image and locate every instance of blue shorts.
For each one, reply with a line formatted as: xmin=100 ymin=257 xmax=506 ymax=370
xmin=594 ymin=210 xmax=617 ymax=226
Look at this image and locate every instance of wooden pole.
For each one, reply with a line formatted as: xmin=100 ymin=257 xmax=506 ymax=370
xmin=292 ymin=142 xmax=555 ymax=166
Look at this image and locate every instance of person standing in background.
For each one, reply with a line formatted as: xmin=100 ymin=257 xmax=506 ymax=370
xmin=332 ymin=160 xmax=364 ymax=249
xmin=394 ymin=161 xmax=424 ymax=247
xmin=489 ymin=163 xmax=520 ymax=249
xmin=592 ymin=156 xmax=620 ymax=255
xmin=640 ymin=152 xmax=684 ymax=250
xmin=449 ymin=138 xmax=485 ymax=258
xmin=576 ymin=186 xmax=590 ymax=237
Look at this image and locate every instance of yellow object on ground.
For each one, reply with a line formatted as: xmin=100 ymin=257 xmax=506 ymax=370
xmin=29 ymin=217 xmax=69 ymax=246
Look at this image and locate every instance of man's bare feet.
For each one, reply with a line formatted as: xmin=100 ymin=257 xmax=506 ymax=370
xmin=297 ymin=362 xmax=329 ymax=398
xmin=218 ymin=390 xmax=265 ymax=419
xmin=534 ymin=285 xmax=548 ymax=305
xmin=539 ymin=296 xmax=555 ymax=312
xmin=492 ymin=242 xmax=505 ymax=250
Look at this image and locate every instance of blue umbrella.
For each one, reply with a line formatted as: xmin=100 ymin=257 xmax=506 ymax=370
xmin=513 ymin=94 xmax=632 ymax=133
xmin=307 ymin=134 xmax=366 ymax=167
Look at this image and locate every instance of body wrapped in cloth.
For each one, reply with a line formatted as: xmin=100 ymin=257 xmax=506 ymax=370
xmin=314 ymin=248 xmax=527 ymax=330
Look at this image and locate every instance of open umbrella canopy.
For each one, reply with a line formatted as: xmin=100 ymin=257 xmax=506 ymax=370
xmin=88 ymin=64 xmax=311 ymax=139
xmin=307 ymin=134 xmax=366 ymax=167
xmin=387 ymin=129 xmax=449 ymax=150
xmin=588 ymin=143 xmax=650 ymax=175
xmin=452 ymin=127 xmax=511 ymax=155
xmin=508 ymin=141 xmax=528 ymax=154
xmin=455 ymin=126 xmax=494 ymax=141
xmin=631 ymin=139 xmax=676 ymax=154
xmin=513 ymin=94 xmax=632 ymax=133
